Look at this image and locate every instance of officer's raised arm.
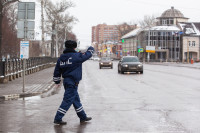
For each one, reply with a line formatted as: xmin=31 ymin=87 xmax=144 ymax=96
xmin=76 ymin=46 xmax=95 ymax=63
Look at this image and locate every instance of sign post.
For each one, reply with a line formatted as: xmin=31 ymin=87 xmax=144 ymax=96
xmin=17 ymin=2 xmax=35 ymax=93
xmin=146 ymin=46 xmax=155 ymax=62
xmin=20 ymin=41 xmax=29 ymax=93
xmin=138 ymin=48 xmax=143 ymax=60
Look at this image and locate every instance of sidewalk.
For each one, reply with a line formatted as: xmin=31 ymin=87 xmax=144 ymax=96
xmin=147 ymin=62 xmax=200 ymax=69
xmin=0 ymin=67 xmax=55 ymax=100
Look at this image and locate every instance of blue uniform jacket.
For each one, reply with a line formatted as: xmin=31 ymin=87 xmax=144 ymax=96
xmin=53 ymin=47 xmax=94 ymax=84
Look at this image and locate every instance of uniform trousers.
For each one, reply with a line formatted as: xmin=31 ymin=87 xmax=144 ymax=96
xmin=54 ymin=78 xmax=87 ymax=121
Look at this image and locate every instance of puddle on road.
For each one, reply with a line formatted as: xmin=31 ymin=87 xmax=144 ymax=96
xmin=1 ymin=85 xmax=62 ymax=102
xmin=22 ymin=86 xmax=62 ymax=101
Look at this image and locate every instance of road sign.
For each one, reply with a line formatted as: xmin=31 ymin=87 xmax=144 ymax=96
xmin=18 ymin=2 xmax=35 ymax=20
xmin=146 ymin=46 xmax=155 ymax=53
xmin=17 ymin=30 xmax=35 ymax=39
xmin=17 ymin=20 xmax=35 ymax=30
xmin=20 ymin=41 xmax=29 ymax=59
xmin=138 ymin=48 xmax=143 ymax=53
xmin=17 ymin=2 xmax=35 ymax=39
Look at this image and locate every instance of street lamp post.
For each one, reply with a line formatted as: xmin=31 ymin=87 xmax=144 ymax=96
xmin=187 ymin=38 xmax=189 ymax=63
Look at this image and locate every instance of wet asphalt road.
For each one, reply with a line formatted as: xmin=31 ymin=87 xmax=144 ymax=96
xmin=0 ymin=60 xmax=200 ymax=133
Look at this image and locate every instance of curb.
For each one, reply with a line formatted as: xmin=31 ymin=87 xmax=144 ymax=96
xmin=0 ymin=82 xmax=55 ymax=101
xmin=147 ymin=63 xmax=200 ymax=69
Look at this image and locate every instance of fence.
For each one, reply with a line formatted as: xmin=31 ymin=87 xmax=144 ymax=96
xmin=0 ymin=57 xmax=57 ymax=83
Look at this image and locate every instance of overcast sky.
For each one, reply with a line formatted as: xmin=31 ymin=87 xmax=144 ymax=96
xmin=22 ymin=0 xmax=200 ymax=49
xmin=68 ymin=0 xmax=200 ymax=48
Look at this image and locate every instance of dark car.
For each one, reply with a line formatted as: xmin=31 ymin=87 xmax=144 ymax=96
xmin=99 ymin=57 xmax=113 ymax=69
xmin=118 ymin=56 xmax=143 ymax=74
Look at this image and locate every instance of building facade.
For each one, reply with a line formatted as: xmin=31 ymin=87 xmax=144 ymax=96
xmin=179 ymin=22 xmax=200 ymax=61
xmin=92 ymin=23 xmax=119 ymax=44
xmin=121 ymin=7 xmax=200 ymax=62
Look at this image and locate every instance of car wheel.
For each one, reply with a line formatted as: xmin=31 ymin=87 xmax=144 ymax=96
xmin=140 ymin=71 xmax=143 ymax=74
xmin=99 ymin=66 xmax=101 ymax=69
xmin=111 ymin=65 xmax=113 ymax=69
xmin=121 ymin=71 xmax=124 ymax=74
xmin=118 ymin=67 xmax=121 ymax=73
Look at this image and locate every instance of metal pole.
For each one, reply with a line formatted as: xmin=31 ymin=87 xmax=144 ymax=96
xmin=23 ymin=59 xmax=25 ymax=93
xmin=41 ymin=0 xmax=45 ymax=56
xmin=55 ymin=22 xmax=58 ymax=57
xmin=22 ymin=3 xmax=28 ymax=93
xmin=187 ymin=38 xmax=189 ymax=63
xmin=147 ymin=29 xmax=150 ymax=62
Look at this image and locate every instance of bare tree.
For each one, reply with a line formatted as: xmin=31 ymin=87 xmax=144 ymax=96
xmin=2 ymin=9 xmax=20 ymax=58
xmin=4 ymin=2 xmax=18 ymax=32
xmin=139 ymin=15 xmax=157 ymax=28
xmin=116 ymin=22 xmax=137 ymax=38
xmin=0 ymin=0 xmax=19 ymax=58
xmin=43 ymin=0 xmax=77 ymax=57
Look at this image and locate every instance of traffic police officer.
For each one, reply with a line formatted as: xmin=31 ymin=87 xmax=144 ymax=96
xmin=53 ymin=40 xmax=94 ymax=125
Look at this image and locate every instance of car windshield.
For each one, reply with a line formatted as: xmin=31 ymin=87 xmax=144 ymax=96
xmin=101 ymin=57 xmax=111 ymax=61
xmin=122 ymin=57 xmax=139 ymax=62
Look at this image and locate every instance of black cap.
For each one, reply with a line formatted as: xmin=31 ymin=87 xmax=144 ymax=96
xmin=65 ymin=40 xmax=77 ymax=49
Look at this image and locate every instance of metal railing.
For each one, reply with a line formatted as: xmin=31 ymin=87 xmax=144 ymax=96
xmin=0 ymin=57 xmax=57 ymax=80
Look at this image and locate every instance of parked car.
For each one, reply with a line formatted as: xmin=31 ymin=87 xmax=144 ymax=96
xmin=99 ymin=57 xmax=113 ymax=69
xmin=118 ymin=56 xmax=143 ymax=74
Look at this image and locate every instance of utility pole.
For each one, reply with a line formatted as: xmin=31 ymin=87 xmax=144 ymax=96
xmin=55 ymin=22 xmax=58 ymax=57
xmin=41 ymin=0 xmax=45 ymax=56
xmin=0 ymin=0 xmax=19 ymax=58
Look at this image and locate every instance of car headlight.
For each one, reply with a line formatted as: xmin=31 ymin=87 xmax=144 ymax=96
xmin=100 ymin=63 xmax=103 ymax=65
xmin=123 ymin=64 xmax=128 ymax=67
xmin=109 ymin=62 xmax=112 ymax=64
xmin=138 ymin=64 xmax=143 ymax=67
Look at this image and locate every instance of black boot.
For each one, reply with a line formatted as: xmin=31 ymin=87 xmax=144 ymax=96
xmin=80 ymin=117 xmax=92 ymax=123
xmin=54 ymin=120 xmax=67 ymax=125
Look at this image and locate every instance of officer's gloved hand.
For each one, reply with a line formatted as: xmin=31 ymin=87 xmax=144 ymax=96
xmin=87 ymin=46 xmax=95 ymax=54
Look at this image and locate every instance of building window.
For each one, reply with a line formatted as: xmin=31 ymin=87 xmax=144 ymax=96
xmin=153 ymin=41 xmax=156 ymax=46
xmin=176 ymin=42 xmax=179 ymax=47
xmin=170 ymin=19 xmax=174 ymax=25
xmin=192 ymin=41 xmax=195 ymax=46
xmin=163 ymin=41 xmax=166 ymax=48
xmin=150 ymin=41 xmax=152 ymax=46
xmin=189 ymin=41 xmax=191 ymax=46
xmin=162 ymin=20 xmax=167 ymax=25
xmin=177 ymin=52 xmax=179 ymax=59
xmin=167 ymin=20 xmax=169 ymax=25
